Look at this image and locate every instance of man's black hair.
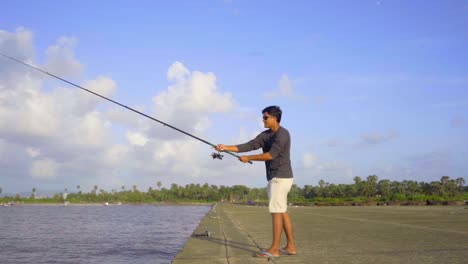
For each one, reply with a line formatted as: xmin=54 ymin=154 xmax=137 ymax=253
xmin=262 ymin=105 xmax=282 ymax=123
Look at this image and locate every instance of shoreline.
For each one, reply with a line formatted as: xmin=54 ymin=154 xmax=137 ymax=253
xmin=1 ymin=201 xmax=214 ymax=206
xmin=3 ymin=200 xmax=466 ymax=207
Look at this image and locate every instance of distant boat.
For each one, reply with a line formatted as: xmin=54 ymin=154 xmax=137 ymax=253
xmin=64 ymin=201 xmax=70 ymax=206
xmin=104 ymin=202 xmax=109 ymax=206
xmin=117 ymin=202 xmax=122 ymax=206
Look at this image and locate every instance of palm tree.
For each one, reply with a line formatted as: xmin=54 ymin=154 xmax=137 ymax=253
xmin=364 ymin=175 xmax=378 ymax=197
xmin=429 ymin=181 xmax=444 ymax=196
xmin=440 ymin=176 xmax=451 ymax=196
xmin=455 ymin=178 xmax=465 ymax=192
xmin=303 ymin=185 xmax=315 ymax=199
xmin=419 ymin=181 xmax=430 ymax=195
xmin=406 ymin=181 xmax=421 ymax=195
xmin=31 ymin=187 xmax=37 ymax=199
xmin=157 ymin=181 xmax=162 ymax=190
xmin=121 ymin=185 xmax=125 ymax=191
xmin=441 ymin=175 xmax=450 ymax=187
xmin=353 ymin=176 xmax=363 ymax=196
xmin=391 ymin=181 xmax=405 ymax=195
xmin=63 ymin=188 xmax=69 ymax=200
xmin=378 ymin=179 xmax=391 ymax=197
xmin=318 ymin=179 xmax=328 ymax=197
xmin=449 ymin=180 xmax=459 ymax=197
xmin=0 ymin=187 xmax=2 ymax=195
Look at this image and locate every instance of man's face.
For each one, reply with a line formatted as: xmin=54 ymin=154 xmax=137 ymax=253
xmin=262 ymin=113 xmax=276 ymax=128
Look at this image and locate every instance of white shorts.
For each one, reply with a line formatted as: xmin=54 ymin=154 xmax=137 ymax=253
xmin=267 ymin=177 xmax=294 ymax=213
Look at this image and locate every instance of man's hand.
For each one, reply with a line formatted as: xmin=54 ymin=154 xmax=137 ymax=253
xmin=239 ymin=156 xmax=250 ymax=163
xmin=214 ymin=144 xmax=227 ymax=152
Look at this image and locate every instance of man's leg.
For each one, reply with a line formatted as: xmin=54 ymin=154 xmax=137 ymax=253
xmin=256 ymin=214 xmax=283 ymax=257
xmin=282 ymin=212 xmax=297 ymax=253
xmin=257 ymin=178 xmax=292 ymax=257
xmin=269 ymin=213 xmax=283 ymax=254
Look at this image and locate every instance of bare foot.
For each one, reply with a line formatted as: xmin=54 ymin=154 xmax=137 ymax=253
xmin=281 ymin=246 xmax=297 ymax=255
xmin=264 ymin=248 xmax=280 ymax=257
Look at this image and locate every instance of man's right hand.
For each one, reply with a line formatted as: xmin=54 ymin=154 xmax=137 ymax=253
xmin=214 ymin=144 xmax=227 ymax=152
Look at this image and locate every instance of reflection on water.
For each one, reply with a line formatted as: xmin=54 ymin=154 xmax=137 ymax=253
xmin=0 ymin=204 xmax=210 ymax=264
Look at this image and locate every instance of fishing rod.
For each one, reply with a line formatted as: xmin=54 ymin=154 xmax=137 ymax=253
xmin=0 ymin=53 xmax=251 ymax=164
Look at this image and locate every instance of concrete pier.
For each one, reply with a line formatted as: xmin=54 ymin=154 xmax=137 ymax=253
xmin=173 ymin=203 xmax=468 ymax=264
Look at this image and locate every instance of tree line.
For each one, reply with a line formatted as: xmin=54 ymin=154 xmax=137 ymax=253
xmin=1 ymin=175 xmax=467 ymax=205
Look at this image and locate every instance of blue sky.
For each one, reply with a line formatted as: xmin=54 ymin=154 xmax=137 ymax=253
xmin=1 ymin=0 xmax=467 ymax=194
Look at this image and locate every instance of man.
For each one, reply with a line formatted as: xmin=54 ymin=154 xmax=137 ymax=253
xmin=215 ymin=105 xmax=297 ymax=259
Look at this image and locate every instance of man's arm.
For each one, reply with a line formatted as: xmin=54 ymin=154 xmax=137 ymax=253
xmin=215 ymin=144 xmax=272 ymax=163
xmin=214 ymin=144 xmax=239 ymax=153
xmin=239 ymin=152 xmax=272 ymax=163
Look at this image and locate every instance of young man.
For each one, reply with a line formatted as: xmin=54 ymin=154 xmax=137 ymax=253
xmin=215 ymin=105 xmax=297 ymax=259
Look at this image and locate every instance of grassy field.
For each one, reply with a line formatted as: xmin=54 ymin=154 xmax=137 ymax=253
xmin=218 ymin=204 xmax=468 ymax=263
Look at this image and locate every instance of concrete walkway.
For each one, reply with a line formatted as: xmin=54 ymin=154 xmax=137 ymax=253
xmin=172 ymin=203 xmax=468 ymax=264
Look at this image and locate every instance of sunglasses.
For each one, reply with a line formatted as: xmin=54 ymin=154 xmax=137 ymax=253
xmin=263 ymin=115 xmax=274 ymax=120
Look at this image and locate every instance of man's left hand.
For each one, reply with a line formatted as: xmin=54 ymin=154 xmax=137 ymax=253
xmin=239 ymin=156 xmax=250 ymax=163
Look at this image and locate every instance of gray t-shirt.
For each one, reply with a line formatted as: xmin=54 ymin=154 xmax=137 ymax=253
xmin=236 ymin=126 xmax=293 ymax=181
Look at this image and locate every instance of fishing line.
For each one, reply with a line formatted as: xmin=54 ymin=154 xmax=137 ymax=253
xmin=0 ymin=53 xmax=251 ymax=164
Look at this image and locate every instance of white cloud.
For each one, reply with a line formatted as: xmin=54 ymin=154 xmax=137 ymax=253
xmin=74 ymin=76 xmax=117 ymax=112
xmin=30 ymin=158 xmax=59 ymax=179
xmin=263 ymin=74 xmax=304 ymax=100
xmin=296 ymin=152 xmax=355 ymax=185
xmin=104 ymin=145 xmax=129 ymax=165
xmin=126 ymin=132 xmax=148 ymax=146
xmin=355 ymin=131 xmax=399 ymax=148
xmin=0 ymin=28 xmax=264 ymax=193
xmin=26 ymin=147 xmax=41 ymax=158
xmin=0 ymin=27 xmax=35 ymax=65
xmin=0 ymin=82 xmax=59 ymax=138
xmin=325 ymin=139 xmax=346 ymax=148
xmin=302 ymin=153 xmax=317 ymax=168
xmin=0 ymin=29 xmax=117 ymax=185
xmin=44 ymin=37 xmax=83 ymax=77
xmin=102 ymin=62 xmax=241 ymax=188
xmin=149 ymin=61 xmax=234 ymax=139
xmin=279 ymin=74 xmax=293 ymax=96
xmin=194 ymin=117 xmax=211 ymax=132
xmin=370 ymin=148 xmax=466 ymax=183
xmin=163 ymin=62 xmax=234 ymax=113
xmin=152 ymin=141 xmax=178 ymax=161
xmin=167 ymin=61 xmax=190 ymax=82
xmin=74 ymin=111 xmax=112 ymax=147
xmin=105 ymin=105 xmax=145 ymax=128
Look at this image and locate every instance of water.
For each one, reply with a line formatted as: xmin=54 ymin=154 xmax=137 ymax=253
xmin=0 ymin=204 xmax=211 ymax=264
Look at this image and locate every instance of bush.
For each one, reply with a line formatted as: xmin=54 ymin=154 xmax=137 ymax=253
xmin=406 ymin=194 xmax=428 ymax=201
xmin=390 ymin=193 xmax=406 ymax=201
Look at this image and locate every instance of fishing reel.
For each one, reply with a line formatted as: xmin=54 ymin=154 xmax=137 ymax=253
xmin=211 ymin=152 xmax=224 ymax=160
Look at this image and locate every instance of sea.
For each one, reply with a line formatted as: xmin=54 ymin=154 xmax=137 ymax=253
xmin=0 ymin=204 xmax=211 ymax=264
